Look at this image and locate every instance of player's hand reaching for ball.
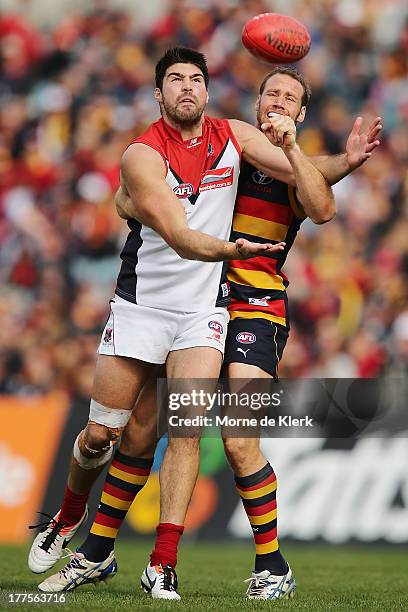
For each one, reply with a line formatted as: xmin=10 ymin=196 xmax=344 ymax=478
xmin=235 ymin=238 xmax=285 ymax=259
xmin=261 ymin=113 xmax=297 ymax=150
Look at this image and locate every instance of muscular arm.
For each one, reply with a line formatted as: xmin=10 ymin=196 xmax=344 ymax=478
xmin=229 ymin=119 xmax=296 ymax=185
xmin=285 ymin=145 xmax=335 ymax=223
xmin=115 ymin=184 xmax=133 ymax=219
xmin=230 ymin=118 xmax=335 ymax=224
xmin=120 ymin=144 xmax=284 ymax=261
xmin=311 ymin=116 xmax=382 ymax=185
xmin=229 ymin=115 xmax=382 ymax=190
xmin=312 ymin=153 xmax=352 ymax=185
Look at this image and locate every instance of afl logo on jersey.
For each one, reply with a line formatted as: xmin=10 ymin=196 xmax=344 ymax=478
xmin=208 ymin=320 xmax=224 ymax=334
xmin=252 ymin=170 xmax=274 ymax=185
xmin=236 ymin=331 xmax=256 ymax=344
xmin=173 ymin=183 xmax=194 ymax=198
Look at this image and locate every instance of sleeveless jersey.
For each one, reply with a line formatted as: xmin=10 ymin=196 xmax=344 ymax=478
xmin=227 ymin=161 xmax=306 ymax=328
xmin=116 ymin=116 xmax=241 ymax=312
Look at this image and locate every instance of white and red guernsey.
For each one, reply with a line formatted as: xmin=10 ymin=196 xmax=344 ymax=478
xmin=116 ymin=116 xmax=241 ymax=312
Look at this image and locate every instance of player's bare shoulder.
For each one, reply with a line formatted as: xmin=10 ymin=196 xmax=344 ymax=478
xmin=228 ymin=119 xmax=256 ymax=148
xmin=227 ymin=119 xmax=280 ymax=158
xmin=121 ymin=143 xmax=166 ymax=182
xmin=228 ymin=119 xmax=294 ymax=184
xmin=119 ymin=142 xmax=172 ymax=224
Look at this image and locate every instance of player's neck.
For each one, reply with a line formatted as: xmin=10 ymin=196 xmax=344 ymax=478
xmin=162 ymin=114 xmax=204 ymax=141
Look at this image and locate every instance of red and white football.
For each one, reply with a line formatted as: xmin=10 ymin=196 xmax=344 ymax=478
xmin=242 ymin=13 xmax=311 ymax=64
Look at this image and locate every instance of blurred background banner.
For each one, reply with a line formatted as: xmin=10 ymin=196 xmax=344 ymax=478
xmin=0 ymin=0 xmax=407 ymax=543
xmin=0 ymin=393 xmax=69 ymax=543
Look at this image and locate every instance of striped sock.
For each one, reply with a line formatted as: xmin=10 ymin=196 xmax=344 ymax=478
xmin=235 ymin=462 xmax=288 ymax=575
xmin=79 ymin=450 xmax=153 ymax=562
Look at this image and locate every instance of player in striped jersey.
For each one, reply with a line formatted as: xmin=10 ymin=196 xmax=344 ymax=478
xmin=222 ymin=69 xmax=314 ymax=600
xmin=222 ymin=67 xmax=381 ymax=600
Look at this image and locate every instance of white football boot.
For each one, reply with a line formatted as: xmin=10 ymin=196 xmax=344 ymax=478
xmin=141 ymin=563 xmax=181 ymax=600
xmin=28 ymin=508 xmax=89 ymax=573
xmin=245 ymin=565 xmax=295 ymax=600
xmin=38 ymin=550 xmax=117 ymax=592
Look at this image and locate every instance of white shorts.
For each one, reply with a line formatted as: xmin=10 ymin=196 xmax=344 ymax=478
xmin=98 ymin=295 xmax=229 ymax=364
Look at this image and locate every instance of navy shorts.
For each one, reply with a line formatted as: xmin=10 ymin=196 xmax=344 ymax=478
xmin=223 ymin=317 xmax=289 ymax=379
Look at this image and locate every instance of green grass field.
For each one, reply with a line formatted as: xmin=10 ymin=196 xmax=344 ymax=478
xmin=1 ymin=541 xmax=407 ymax=611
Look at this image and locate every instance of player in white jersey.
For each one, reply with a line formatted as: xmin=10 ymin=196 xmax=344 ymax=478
xmin=30 ymin=47 xmax=334 ymax=599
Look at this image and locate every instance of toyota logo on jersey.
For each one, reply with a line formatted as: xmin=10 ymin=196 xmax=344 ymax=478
xmin=236 ymin=331 xmax=256 ymax=344
xmin=208 ymin=320 xmax=224 ymax=334
xmin=173 ymin=183 xmax=194 ymax=198
xmin=252 ymin=170 xmax=274 ymax=185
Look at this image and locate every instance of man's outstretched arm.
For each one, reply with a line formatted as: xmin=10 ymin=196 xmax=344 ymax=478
xmin=226 ymin=115 xmax=381 ymax=189
xmin=119 ymin=143 xmax=285 ymax=262
xmin=311 ymin=116 xmax=382 ymax=185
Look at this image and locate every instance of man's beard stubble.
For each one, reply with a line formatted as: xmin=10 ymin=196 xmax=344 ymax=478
xmin=161 ymin=99 xmax=206 ymax=128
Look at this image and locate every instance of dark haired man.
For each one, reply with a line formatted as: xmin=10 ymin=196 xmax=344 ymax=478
xmin=29 ymin=48 xmax=376 ymax=600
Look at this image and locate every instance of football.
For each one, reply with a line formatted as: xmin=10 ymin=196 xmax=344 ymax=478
xmin=242 ymin=13 xmax=311 ymax=64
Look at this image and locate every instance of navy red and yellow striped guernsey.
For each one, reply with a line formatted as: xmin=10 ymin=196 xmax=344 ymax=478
xmin=228 ymin=160 xmax=306 ymax=328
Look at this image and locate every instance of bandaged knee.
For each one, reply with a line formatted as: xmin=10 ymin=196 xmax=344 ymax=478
xmin=73 ymin=434 xmax=113 ymax=469
xmin=73 ymin=400 xmax=132 ymax=469
xmin=88 ymin=399 xmax=132 ymax=430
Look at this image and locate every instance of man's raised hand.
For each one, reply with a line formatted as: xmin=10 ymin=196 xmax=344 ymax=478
xmin=346 ymin=116 xmax=382 ymax=170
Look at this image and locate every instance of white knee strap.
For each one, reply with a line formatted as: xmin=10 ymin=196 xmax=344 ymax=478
xmin=73 ymin=434 xmax=113 ymax=469
xmin=89 ymin=399 xmax=132 ymax=428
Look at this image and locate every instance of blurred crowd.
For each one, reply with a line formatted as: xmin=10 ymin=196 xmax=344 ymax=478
xmin=1 ymin=0 xmax=408 ymax=396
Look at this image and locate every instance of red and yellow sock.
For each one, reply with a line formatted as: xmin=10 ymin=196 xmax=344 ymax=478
xmin=79 ymin=450 xmax=153 ymax=562
xmin=235 ymin=462 xmax=288 ymax=574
